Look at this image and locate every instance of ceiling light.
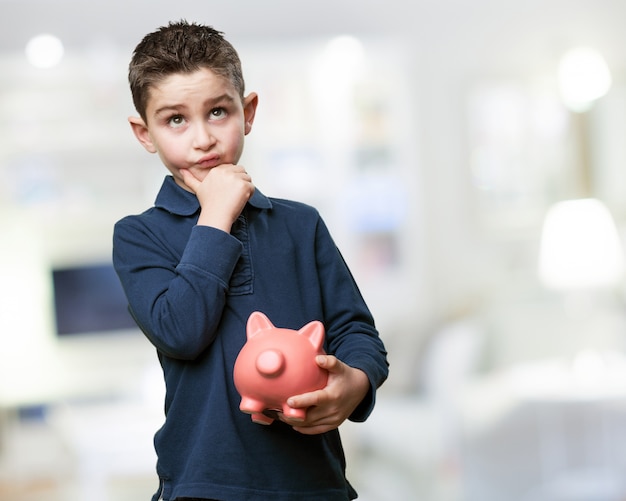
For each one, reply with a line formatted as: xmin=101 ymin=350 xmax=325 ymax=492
xmin=558 ymin=47 xmax=612 ymax=112
xmin=25 ymin=34 xmax=64 ymax=69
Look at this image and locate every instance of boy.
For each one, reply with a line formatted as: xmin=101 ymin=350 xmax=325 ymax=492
xmin=113 ymin=21 xmax=389 ymax=501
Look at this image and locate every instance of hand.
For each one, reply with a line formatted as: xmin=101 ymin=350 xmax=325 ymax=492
xmin=280 ymin=355 xmax=370 ymax=435
xmin=180 ymin=165 xmax=254 ymax=232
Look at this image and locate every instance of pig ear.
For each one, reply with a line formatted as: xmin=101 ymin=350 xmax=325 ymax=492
xmin=247 ymin=311 xmax=275 ymax=339
xmin=299 ymin=320 xmax=325 ymax=350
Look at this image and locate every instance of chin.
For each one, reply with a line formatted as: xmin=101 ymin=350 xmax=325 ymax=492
xmin=190 ymin=171 xmax=209 ymax=183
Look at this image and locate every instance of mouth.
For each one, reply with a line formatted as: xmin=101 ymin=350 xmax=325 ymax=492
xmin=195 ymin=155 xmax=220 ymax=168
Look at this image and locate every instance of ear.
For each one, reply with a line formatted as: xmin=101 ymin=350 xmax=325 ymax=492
xmin=242 ymin=92 xmax=258 ymax=135
xmin=128 ymin=116 xmax=157 ymax=153
xmin=246 ymin=311 xmax=274 ymax=339
xmin=299 ymin=320 xmax=325 ymax=351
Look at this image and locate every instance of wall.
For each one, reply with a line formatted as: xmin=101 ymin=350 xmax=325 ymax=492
xmin=3 ymin=1 xmax=626 ymax=400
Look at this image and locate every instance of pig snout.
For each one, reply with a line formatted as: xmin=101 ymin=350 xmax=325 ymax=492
xmin=255 ymin=349 xmax=285 ymax=377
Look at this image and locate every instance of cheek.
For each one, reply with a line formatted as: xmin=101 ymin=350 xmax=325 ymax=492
xmin=156 ymin=136 xmax=186 ymax=162
xmin=227 ymin=128 xmax=246 ymax=160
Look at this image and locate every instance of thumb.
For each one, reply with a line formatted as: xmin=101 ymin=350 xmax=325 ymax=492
xmin=316 ymin=354 xmax=340 ymax=372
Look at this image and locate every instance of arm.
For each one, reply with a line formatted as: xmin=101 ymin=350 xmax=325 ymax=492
xmin=113 ymin=218 xmax=242 ymax=359
xmin=281 ymin=217 xmax=389 ymax=433
xmin=112 ymin=165 xmax=254 ymax=359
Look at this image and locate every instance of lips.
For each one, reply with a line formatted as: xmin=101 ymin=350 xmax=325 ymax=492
xmin=196 ymin=155 xmax=220 ymax=168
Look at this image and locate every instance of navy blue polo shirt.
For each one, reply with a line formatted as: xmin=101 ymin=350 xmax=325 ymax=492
xmin=113 ymin=176 xmax=388 ymax=501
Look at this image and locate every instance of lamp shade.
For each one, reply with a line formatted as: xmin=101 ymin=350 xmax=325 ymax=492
xmin=538 ymin=198 xmax=624 ymax=290
xmin=558 ymin=47 xmax=612 ymax=112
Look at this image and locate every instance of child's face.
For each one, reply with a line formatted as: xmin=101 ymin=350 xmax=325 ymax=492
xmin=129 ymin=68 xmax=257 ymax=191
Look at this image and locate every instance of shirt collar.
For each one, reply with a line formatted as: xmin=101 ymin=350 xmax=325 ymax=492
xmin=154 ymin=175 xmax=272 ymax=216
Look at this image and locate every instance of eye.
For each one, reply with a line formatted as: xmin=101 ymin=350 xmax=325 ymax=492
xmin=209 ymin=107 xmax=227 ymax=121
xmin=168 ymin=114 xmax=186 ymax=128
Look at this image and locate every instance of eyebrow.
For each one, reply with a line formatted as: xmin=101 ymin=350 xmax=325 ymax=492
xmin=153 ymin=93 xmax=237 ymax=117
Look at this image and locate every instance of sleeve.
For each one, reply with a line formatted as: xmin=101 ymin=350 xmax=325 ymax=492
xmin=313 ymin=216 xmax=389 ymax=422
xmin=112 ymin=217 xmax=243 ymax=360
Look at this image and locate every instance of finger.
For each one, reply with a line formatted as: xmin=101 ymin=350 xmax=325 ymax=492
xmin=180 ymin=169 xmax=200 ymax=191
xmin=281 ymin=408 xmax=331 ymax=429
xmin=292 ymin=420 xmax=339 ymax=435
xmin=316 ymin=354 xmax=343 ymax=373
xmin=287 ymin=389 xmax=325 ymax=409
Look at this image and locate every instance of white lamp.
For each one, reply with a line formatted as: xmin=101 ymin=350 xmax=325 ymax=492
xmin=558 ymin=47 xmax=612 ymax=113
xmin=538 ymin=198 xmax=624 ymax=290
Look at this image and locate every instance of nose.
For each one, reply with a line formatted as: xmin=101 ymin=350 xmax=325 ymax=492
xmin=192 ymin=122 xmax=215 ymax=150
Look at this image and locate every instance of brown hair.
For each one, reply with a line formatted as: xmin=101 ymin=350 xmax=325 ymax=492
xmin=128 ymin=20 xmax=245 ymax=120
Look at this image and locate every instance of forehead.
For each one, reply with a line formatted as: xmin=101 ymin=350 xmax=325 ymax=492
xmin=146 ymin=68 xmax=240 ymax=110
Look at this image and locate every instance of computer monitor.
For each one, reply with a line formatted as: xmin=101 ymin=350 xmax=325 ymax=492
xmin=51 ymin=262 xmax=136 ymax=336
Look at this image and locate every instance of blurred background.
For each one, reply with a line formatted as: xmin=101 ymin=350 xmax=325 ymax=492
xmin=3 ymin=0 xmax=626 ymax=499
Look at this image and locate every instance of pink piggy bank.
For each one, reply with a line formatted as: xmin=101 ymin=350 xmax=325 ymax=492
xmin=233 ymin=311 xmax=328 ymax=425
